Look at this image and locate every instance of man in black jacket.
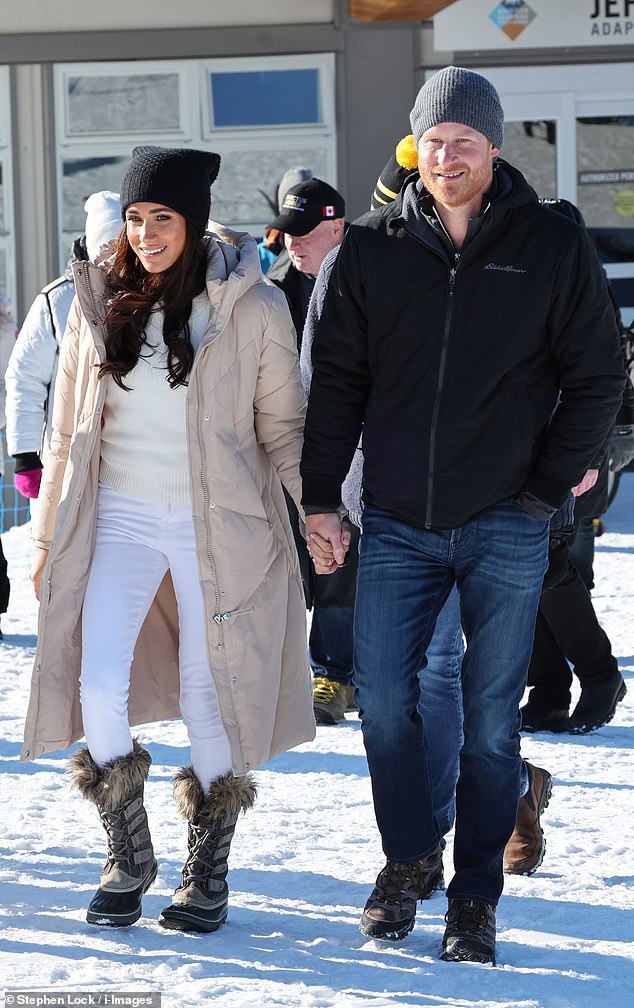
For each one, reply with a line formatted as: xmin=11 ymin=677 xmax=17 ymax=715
xmin=300 ymin=66 xmax=625 ymax=964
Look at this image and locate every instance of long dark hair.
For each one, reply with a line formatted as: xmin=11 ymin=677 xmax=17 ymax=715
xmin=99 ymin=221 xmax=207 ymax=389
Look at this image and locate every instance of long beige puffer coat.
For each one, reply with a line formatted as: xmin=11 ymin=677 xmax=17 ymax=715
xmin=21 ymin=226 xmax=316 ymax=771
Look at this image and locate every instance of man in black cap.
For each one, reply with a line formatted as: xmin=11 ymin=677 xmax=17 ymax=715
xmin=300 ymin=66 xmax=625 ymax=964
xmin=268 ymin=178 xmax=346 ymax=348
xmin=267 ymin=178 xmax=355 ymax=727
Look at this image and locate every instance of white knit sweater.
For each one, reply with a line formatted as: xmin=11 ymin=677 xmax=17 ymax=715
xmin=99 ymin=292 xmax=211 ymax=502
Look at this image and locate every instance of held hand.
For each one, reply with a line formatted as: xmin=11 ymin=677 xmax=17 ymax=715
xmin=306 ymin=513 xmax=351 ymax=574
xmin=572 ymin=468 xmax=599 ymax=497
xmin=29 ymin=547 xmax=49 ymax=601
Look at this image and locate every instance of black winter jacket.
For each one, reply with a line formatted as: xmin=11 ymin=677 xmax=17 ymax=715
xmin=301 ymin=161 xmax=625 ymax=529
xmin=266 ymin=249 xmax=315 ymax=352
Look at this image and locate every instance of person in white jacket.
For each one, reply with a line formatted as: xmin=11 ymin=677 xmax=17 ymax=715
xmin=0 ymin=293 xmax=17 ymax=635
xmin=5 ymin=192 xmax=121 ymax=498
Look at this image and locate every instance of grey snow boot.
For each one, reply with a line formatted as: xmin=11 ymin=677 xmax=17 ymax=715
xmin=159 ymin=767 xmax=257 ymax=933
xmin=69 ymin=740 xmax=157 ymax=926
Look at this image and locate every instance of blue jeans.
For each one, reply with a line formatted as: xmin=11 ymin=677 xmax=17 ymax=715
xmin=354 ymin=500 xmax=548 ymax=906
xmin=312 ymin=581 xmax=465 ymax=841
xmin=418 ymin=586 xmax=463 ymax=842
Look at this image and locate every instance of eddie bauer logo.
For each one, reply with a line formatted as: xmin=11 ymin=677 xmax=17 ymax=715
xmin=484 ymin=262 xmax=528 ymax=273
xmin=489 ymin=1 xmax=537 ymax=41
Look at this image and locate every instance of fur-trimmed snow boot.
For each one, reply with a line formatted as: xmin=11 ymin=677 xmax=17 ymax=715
xmin=158 ymin=768 xmax=257 ymax=933
xmin=69 ymin=740 xmax=157 ymax=926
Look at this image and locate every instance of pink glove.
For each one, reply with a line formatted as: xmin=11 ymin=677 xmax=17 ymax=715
xmin=14 ymin=469 xmax=42 ymax=499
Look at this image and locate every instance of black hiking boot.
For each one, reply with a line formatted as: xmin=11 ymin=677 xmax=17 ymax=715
xmin=359 ymin=849 xmax=444 ymax=941
xmin=568 ymin=671 xmax=627 ymax=733
xmin=520 ymin=697 xmax=569 ymax=734
xmin=441 ymin=898 xmax=496 ymax=964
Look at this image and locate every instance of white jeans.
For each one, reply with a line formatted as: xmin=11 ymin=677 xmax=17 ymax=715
xmin=80 ymin=486 xmax=232 ymax=792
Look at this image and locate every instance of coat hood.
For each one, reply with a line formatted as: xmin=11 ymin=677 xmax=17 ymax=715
xmin=72 ymin=225 xmax=264 ymax=356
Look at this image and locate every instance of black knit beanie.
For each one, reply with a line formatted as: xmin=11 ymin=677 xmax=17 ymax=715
xmin=120 ymin=146 xmax=221 ymax=237
xmin=410 ymin=66 xmax=504 ymax=150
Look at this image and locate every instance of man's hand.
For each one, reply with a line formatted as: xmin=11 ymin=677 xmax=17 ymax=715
xmin=306 ymin=513 xmax=351 ymax=574
xmin=29 ymin=547 xmax=49 ymax=601
xmin=572 ymin=468 xmax=599 ymax=497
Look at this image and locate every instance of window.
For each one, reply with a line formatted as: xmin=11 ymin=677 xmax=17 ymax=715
xmin=66 ymin=73 xmax=181 ymax=135
xmin=53 ymin=55 xmax=337 ymax=266
xmin=61 ymin=156 xmax=128 ymax=235
xmin=210 ymin=69 xmax=320 ymax=128
xmin=576 ymin=115 xmax=634 ymax=263
xmin=202 ymin=55 xmax=334 ymax=136
xmin=55 ymin=62 xmax=191 ymax=140
xmin=502 ymin=119 xmax=557 ymax=199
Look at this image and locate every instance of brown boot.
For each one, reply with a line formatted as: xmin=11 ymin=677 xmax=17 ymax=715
xmin=503 ymin=761 xmax=552 ymax=875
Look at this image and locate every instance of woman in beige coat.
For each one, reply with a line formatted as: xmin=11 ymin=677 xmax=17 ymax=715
xmin=24 ymin=145 xmax=321 ymax=933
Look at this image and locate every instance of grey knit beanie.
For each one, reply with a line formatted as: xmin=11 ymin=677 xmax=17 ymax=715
xmin=277 ymin=166 xmax=313 ymax=212
xmin=409 ymin=66 xmax=504 ymax=150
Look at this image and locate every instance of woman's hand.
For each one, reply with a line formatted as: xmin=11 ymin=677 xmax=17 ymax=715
xmin=29 ymin=548 xmax=49 ymax=601
xmin=306 ymin=515 xmax=351 ymax=574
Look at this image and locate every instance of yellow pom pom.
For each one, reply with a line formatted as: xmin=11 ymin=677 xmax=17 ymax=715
xmin=396 ymin=135 xmax=418 ymax=170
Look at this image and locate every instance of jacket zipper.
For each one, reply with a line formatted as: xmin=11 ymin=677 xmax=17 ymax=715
xmin=425 ymin=254 xmax=459 ymax=528
xmin=401 ymin=198 xmax=492 ymax=527
xmin=213 ymin=607 xmax=256 ymax=624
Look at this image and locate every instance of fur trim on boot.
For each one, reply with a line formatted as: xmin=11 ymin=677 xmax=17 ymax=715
xmin=69 ymin=740 xmax=151 ymax=810
xmin=172 ymin=767 xmax=257 ymax=822
xmin=159 ymin=768 xmax=257 ymax=934
xmin=69 ymin=740 xmax=156 ymax=927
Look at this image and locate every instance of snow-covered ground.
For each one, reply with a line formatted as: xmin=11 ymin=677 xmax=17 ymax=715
xmin=1 ymin=477 xmax=633 ymax=1008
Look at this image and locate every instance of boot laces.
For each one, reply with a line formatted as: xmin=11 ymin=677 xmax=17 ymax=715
xmin=446 ymin=899 xmax=490 ymax=934
xmin=100 ymin=807 xmax=134 ymax=865
xmin=313 ymin=678 xmax=342 ymax=704
xmin=375 ymin=861 xmax=425 ymax=905
xmin=181 ymin=822 xmax=225 ymax=887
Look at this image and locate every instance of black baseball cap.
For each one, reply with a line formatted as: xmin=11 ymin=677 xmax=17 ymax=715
xmin=269 ymin=177 xmax=345 ymax=237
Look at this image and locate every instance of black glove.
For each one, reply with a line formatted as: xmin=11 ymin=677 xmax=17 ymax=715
xmin=609 ymin=425 xmax=634 ymax=472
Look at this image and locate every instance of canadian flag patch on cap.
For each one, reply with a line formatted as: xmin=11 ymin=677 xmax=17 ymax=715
xmin=323 ymin=205 xmax=336 ymax=218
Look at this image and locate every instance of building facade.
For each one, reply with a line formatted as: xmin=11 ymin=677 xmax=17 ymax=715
xmin=0 ymin=0 xmax=633 ymax=322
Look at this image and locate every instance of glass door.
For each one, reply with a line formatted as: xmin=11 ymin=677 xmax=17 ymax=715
xmin=481 ymin=64 xmax=634 ymax=324
xmin=501 ymin=118 xmax=558 ymax=200
xmin=576 ymin=102 xmax=634 ymax=323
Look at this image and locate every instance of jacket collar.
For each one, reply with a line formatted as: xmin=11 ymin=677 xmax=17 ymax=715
xmin=71 ymin=226 xmax=262 ymax=355
xmin=388 ymin=158 xmax=538 ymax=255
xmin=391 ymin=159 xmax=537 ymax=227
